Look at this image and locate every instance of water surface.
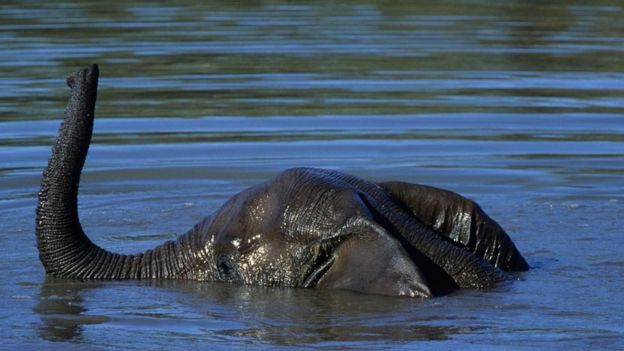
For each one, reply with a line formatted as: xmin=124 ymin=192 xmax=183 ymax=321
xmin=1 ymin=1 xmax=623 ymax=350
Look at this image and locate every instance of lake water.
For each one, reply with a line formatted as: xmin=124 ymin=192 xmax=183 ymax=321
xmin=1 ymin=1 xmax=623 ymax=350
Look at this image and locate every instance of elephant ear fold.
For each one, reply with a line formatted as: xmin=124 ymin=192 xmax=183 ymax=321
xmin=314 ymin=221 xmax=435 ymax=298
xmin=378 ymin=181 xmax=529 ymax=272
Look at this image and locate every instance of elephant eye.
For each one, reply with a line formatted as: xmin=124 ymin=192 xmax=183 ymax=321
xmin=217 ymin=255 xmax=233 ymax=279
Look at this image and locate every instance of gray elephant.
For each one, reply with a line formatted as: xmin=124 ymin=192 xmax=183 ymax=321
xmin=36 ymin=65 xmax=528 ymax=298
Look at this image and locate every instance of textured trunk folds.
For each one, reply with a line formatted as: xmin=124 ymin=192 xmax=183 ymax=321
xmin=36 ymin=65 xmax=193 ymax=280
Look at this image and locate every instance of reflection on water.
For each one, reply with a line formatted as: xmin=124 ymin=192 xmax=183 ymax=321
xmin=2 ymin=0 xmax=624 ymax=349
xmin=34 ymin=279 xmax=108 ymax=342
xmin=33 ymin=278 xmax=468 ymax=347
xmin=161 ymin=280 xmax=463 ymax=345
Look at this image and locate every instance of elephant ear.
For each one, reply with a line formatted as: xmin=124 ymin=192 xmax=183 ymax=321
xmin=313 ymin=220 xmax=435 ymax=298
xmin=379 ymin=181 xmax=529 ymax=272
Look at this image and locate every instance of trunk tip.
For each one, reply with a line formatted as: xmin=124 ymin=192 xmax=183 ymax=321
xmin=66 ymin=64 xmax=99 ymax=88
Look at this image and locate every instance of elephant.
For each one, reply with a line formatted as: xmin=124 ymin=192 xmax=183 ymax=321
xmin=36 ymin=64 xmax=528 ymax=298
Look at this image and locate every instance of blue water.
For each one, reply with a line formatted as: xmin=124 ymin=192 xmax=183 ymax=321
xmin=1 ymin=1 xmax=623 ymax=350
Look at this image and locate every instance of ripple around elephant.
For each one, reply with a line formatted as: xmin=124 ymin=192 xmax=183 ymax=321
xmin=36 ymin=65 xmax=529 ymax=298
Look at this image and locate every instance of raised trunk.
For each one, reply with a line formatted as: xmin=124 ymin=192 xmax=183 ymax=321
xmin=36 ymin=65 xmax=201 ymax=280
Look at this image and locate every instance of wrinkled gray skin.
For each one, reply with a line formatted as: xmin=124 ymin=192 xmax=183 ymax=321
xmin=36 ymin=65 xmax=528 ymax=298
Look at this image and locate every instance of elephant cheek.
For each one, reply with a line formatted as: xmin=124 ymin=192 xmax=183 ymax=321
xmin=315 ymin=231 xmax=433 ymax=298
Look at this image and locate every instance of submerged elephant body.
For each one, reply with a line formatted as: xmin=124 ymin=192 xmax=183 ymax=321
xmin=36 ymin=65 xmax=528 ymax=298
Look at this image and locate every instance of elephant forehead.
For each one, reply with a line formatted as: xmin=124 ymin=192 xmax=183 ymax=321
xmin=205 ymin=185 xmax=283 ymax=245
xmin=279 ymin=188 xmax=376 ymax=242
xmin=206 ymin=167 xmax=380 ymax=265
xmin=235 ymin=241 xmax=318 ymax=287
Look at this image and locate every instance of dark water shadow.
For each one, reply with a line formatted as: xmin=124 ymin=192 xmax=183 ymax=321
xmin=33 ymin=278 xmax=109 ymax=342
xmin=32 ymin=277 xmax=476 ymax=347
xmin=148 ymin=280 xmax=474 ymax=346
